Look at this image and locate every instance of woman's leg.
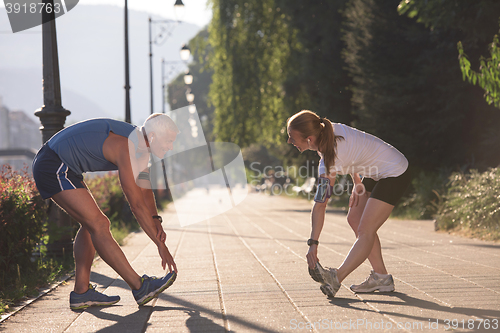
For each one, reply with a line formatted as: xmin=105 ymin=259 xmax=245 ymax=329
xmin=337 ymin=198 xmax=394 ymax=283
xmin=346 ymin=193 xmax=388 ymax=276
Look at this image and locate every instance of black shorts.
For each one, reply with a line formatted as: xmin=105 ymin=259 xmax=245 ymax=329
xmin=32 ymin=144 xmax=85 ymax=200
xmin=361 ymin=167 xmax=411 ymax=206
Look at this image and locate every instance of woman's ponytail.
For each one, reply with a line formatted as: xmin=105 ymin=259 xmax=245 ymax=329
xmin=317 ymin=117 xmax=341 ymax=176
xmin=287 ymin=111 xmax=343 ymax=176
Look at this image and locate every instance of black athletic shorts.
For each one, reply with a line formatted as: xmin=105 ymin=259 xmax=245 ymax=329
xmin=32 ymin=144 xmax=85 ymax=200
xmin=361 ymin=167 xmax=411 ymax=206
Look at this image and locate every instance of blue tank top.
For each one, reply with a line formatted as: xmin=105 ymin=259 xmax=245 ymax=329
xmin=47 ymin=118 xmax=137 ymax=174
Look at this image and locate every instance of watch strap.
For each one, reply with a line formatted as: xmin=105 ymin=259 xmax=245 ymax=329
xmin=307 ymin=239 xmax=319 ymax=246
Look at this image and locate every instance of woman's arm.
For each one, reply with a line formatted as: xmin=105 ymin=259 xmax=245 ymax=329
xmin=306 ymin=172 xmax=336 ymax=268
xmin=349 ymin=173 xmax=364 ymax=208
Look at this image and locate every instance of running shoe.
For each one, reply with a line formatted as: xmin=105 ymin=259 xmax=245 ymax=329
xmin=133 ymin=272 xmax=177 ymax=306
xmin=308 ymin=262 xmax=341 ymax=297
xmin=350 ymin=270 xmax=395 ymax=293
xmin=69 ymin=284 xmax=120 ymax=310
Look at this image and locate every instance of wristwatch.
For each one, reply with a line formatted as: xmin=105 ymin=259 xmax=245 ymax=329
xmin=307 ymin=239 xmax=319 ymax=246
xmin=152 ymin=215 xmax=163 ymax=223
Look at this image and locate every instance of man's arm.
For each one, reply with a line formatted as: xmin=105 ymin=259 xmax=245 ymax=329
xmin=139 ymin=173 xmax=167 ymax=243
xmin=115 ymin=149 xmax=176 ymax=272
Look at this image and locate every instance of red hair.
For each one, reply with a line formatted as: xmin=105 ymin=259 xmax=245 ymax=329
xmin=287 ymin=110 xmax=343 ymax=176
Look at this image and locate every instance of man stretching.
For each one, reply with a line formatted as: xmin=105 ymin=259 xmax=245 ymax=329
xmin=32 ymin=114 xmax=178 ymax=310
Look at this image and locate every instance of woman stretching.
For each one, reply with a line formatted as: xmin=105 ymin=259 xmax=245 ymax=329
xmin=287 ymin=110 xmax=410 ymax=297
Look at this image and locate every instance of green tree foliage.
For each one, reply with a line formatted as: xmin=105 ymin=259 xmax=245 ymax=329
xmin=208 ymin=0 xmax=297 ymax=147
xmin=207 ymin=1 xmax=353 ymax=148
xmin=185 ymin=0 xmax=500 ymax=171
xmin=276 ymin=0 xmax=353 ymax=125
xmin=398 ymin=0 xmax=500 ymax=110
xmin=458 ymin=34 xmax=500 ymax=109
xmin=344 ymin=0 xmax=461 ymax=169
xmin=397 ymin=0 xmax=500 ymax=45
xmin=344 ymin=0 xmax=500 ymax=170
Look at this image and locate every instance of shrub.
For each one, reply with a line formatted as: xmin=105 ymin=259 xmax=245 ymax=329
xmin=435 ymin=168 xmax=500 ymax=240
xmin=392 ymin=170 xmax=449 ymax=220
xmin=0 ymin=165 xmax=47 ymax=289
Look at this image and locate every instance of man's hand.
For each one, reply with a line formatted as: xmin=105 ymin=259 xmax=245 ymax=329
xmin=306 ymin=245 xmax=319 ymax=269
xmin=158 ymin=243 xmax=177 ymax=273
xmin=154 ymin=219 xmax=166 ymax=243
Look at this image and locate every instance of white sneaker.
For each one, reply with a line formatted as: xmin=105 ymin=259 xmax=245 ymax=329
xmin=350 ymin=270 xmax=395 ymax=293
xmin=308 ymin=262 xmax=341 ymax=297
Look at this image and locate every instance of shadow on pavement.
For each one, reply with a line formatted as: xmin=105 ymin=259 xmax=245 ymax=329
xmin=274 ymin=208 xmax=348 ymax=216
xmin=456 ymin=243 xmax=500 ymax=250
xmin=89 ymin=272 xmax=122 ymax=290
xmin=159 ymin=293 xmax=281 ymax=333
xmin=81 ymin=306 xmax=227 ymax=333
xmin=155 ymin=307 xmax=228 ymax=333
xmin=331 ymin=292 xmax=500 ymax=323
xmin=77 ymin=292 xmax=281 ymax=333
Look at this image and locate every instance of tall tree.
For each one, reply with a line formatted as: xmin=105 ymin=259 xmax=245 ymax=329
xmin=207 ymin=1 xmax=353 ymax=148
xmin=208 ymin=0 xmax=296 ymax=147
xmin=399 ymin=0 xmax=500 ymax=109
xmin=278 ymin=0 xmax=353 ymax=125
xmin=344 ymin=0 xmax=500 ymax=170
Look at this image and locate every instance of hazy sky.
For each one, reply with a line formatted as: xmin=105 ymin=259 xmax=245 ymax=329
xmin=0 ymin=1 xmax=210 ymax=125
xmin=0 ymin=0 xmax=213 ymax=27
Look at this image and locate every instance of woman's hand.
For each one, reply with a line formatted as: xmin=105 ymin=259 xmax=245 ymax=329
xmin=306 ymin=245 xmax=319 ymax=269
xmin=349 ymin=174 xmax=365 ymax=208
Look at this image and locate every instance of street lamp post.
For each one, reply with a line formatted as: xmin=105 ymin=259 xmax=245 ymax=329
xmin=34 ymin=0 xmax=73 ymax=257
xmin=148 ymin=16 xmax=180 ymax=198
xmin=149 ymin=17 xmax=180 ymax=115
xmin=161 ymin=59 xmax=186 ymax=113
xmin=35 ymin=3 xmax=70 ymax=142
xmin=124 ymin=0 xmax=131 ymax=123
xmin=174 ymin=0 xmax=186 ymax=22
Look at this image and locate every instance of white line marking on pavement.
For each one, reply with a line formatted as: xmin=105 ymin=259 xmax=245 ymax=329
xmin=279 ymin=212 xmax=500 ymax=297
xmin=222 ymin=213 xmax=321 ymax=333
xmin=207 ymin=219 xmax=231 ymax=332
xmin=247 ymin=210 xmax=412 ymax=332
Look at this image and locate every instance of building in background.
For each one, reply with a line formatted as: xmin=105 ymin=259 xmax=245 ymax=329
xmin=0 ymin=96 xmax=9 ymax=150
xmin=0 ymin=96 xmax=42 ymax=172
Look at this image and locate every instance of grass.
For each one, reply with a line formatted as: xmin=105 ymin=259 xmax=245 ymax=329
xmin=0 ymin=256 xmax=74 ymax=316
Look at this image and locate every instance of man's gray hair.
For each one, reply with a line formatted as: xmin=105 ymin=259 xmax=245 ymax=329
xmin=143 ymin=113 xmax=179 ymax=136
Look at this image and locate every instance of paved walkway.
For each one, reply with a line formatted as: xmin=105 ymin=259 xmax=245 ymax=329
xmin=1 ymin=193 xmax=500 ymax=332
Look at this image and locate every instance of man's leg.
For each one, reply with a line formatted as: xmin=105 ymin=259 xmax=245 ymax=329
xmin=73 ymin=226 xmax=96 ymax=293
xmin=52 ymin=188 xmax=142 ymax=290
